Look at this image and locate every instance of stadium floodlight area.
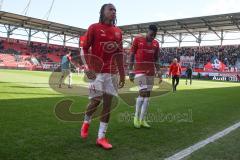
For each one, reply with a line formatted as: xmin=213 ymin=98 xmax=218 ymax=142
xmin=1 ymin=11 xmax=240 ymax=47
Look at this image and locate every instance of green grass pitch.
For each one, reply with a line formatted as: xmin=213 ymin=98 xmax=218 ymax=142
xmin=0 ymin=69 xmax=240 ymax=160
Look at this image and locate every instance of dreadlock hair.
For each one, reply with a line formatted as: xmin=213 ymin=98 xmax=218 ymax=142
xmin=99 ymin=3 xmax=117 ymax=25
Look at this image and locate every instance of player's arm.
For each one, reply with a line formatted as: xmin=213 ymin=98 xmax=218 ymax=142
xmin=179 ymin=64 xmax=182 ymax=76
xmin=129 ymin=53 xmax=135 ymax=71
xmin=69 ymin=56 xmax=80 ymax=69
xmin=68 ymin=56 xmax=75 ymax=69
xmin=154 ymin=46 xmax=161 ymax=76
xmin=73 ymin=48 xmax=85 ymax=68
xmin=185 ymin=68 xmax=188 ymax=76
xmin=154 ymin=47 xmax=163 ymax=83
xmin=116 ymin=53 xmax=125 ymax=88
xmin=68 ymin=56 xmax=75 ymax=67
xmin=82 ymin=25 xmax=96 ymax=79
xmin=129 ymin=38 xmax=138 ymax=82
xmin=116 ymin=33 xmax=125 ymax=88
xmin=129 ymin=37 xmax=138 ymax=71
xmin=128 ymin=53 xmax=135 ymax=82
xmin=168 ymin=64 xmax=173 ymax=78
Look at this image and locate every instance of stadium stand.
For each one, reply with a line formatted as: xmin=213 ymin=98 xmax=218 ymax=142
xmin=0 ymin=36 xmax=239 ymax=73
xmin=0 ymin=37 xmax=79 ymax=70
xmin=123 ymin=45 xmax=240 ymax=74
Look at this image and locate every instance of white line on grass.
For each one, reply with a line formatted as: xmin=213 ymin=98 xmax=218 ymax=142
xmin=165 ymin=121 xmax=240 ymax=160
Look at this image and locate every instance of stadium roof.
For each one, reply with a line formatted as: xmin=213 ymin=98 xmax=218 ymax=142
xmin=0 ymin=11 xmax=86 ymax=37
xmin=120 ymin=12 xmax=240 ymax=36
xmin=1 ymin=11 xmax=240 ymax=38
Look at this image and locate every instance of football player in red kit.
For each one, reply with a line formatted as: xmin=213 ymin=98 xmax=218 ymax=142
xmin=80 ymin=3 xmax=125 ymax=150
xmin=129 ymin=25 xmax=161 ymax=128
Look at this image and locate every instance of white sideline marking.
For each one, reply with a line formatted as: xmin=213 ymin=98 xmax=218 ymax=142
xmin=165 ymin=121 xmax=240 ymax=160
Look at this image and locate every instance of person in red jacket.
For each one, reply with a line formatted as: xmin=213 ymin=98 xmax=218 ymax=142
xmin=169 ymin=58 xmax=182 ymax=92
xmin=80 ymin=3 xmax=125 ymax=150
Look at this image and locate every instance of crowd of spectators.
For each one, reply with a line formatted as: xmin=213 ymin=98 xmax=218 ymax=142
xmin=159 ymin=45 xmax=240 ymax=68
xmin=1 ymin=38 xmax=240 ymax=71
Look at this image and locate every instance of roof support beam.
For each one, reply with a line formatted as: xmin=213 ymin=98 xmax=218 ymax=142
xmin=210 ymin=28 xmax=221 ymax=39
xmin=220 ymin=29 xmax=224 ymax=46
xmin=177 ymin=22 xmax=199 ymax=40
xmin=123 ymin=39 xmax=132 ymax=45
xmin=201 ymin=18 xmax=221 ymax=39
xmin=164 ymin=30 xmax=179 ymax=42
xmin=156 ymin=34 xmax=165 ymax=47
xmin=6 ymin=24 xmax=10 ymax=38
xmin=49 ymin=33 xmax=59 ymax=39
xmin=65 ymin=36 xmax=79 ymax=42
xmin=28 ymin=28 xmax=31 ymax=43
xmin=31 ymin=30 xmax=39 ymax=36
xmin=23 ymin=28 xmax=38 ymax=35
xmin=63 ymin=34 xmax=66 ymax=47
xmin=197 ymin=31 xmax=202 ymax=45
xmin=230 ymin=17 xmax=240 ymax=31
xmin=47 ymin=31 xmax=50 ymax=44
xmin=161 ymin=34 xmax=165 ymax=44
xmin=4 ymin=24 xmax=18 ymax=38
xmin=179 ymin=33 xmax=182 ymax=47
xmin=155 ymin=33 xmax=165 ymax=44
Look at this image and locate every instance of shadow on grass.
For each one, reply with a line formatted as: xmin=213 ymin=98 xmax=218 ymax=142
xmin=0 ymin=81 xmax=50 ymax=85
xmin=0 ymin=91 xmax=61 ymax=96
xmin=0 ymin=86 xmax=240 ymax=160
xmin=8 ymin=86 xmax=50 ymax=89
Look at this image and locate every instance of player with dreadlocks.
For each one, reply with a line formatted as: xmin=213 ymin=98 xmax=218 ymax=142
xmin=80 ymin=3 xmax=125 ymax=150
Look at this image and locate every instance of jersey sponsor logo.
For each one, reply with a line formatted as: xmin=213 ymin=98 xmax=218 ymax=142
xmin=101 ymin=41 xmax=119 ymax=53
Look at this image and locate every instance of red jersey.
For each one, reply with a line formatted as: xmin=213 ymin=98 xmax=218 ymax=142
xmin=131 ymin=36 xmax=159 ymax=76
xmin=82 ymin=23 xmax=124 ymax=76
xmin=169 ymin=63 xmax=182 ymax=76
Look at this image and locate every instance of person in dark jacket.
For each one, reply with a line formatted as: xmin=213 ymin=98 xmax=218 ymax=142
xmin=185 ymin=64 xmax=193 ymax=85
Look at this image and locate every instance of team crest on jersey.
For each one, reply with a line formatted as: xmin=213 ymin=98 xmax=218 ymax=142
xmin=139 ymin=42 xmax=144 ymax=48
xmin=100 ymin=30 xmax=106 ymax=36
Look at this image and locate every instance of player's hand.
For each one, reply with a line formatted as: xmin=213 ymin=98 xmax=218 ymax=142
xmin=84 ymin=70 xmax=96 ymax=80
xmin=118 ymin=76 xmax=125 ymax=89
xmin=156 ymin=71 xmax=162 ymax=78
xmin=159 ymin=77 xmax=163 ymax=84
xmin=129 ymin=72 xmax=135 ymax=82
